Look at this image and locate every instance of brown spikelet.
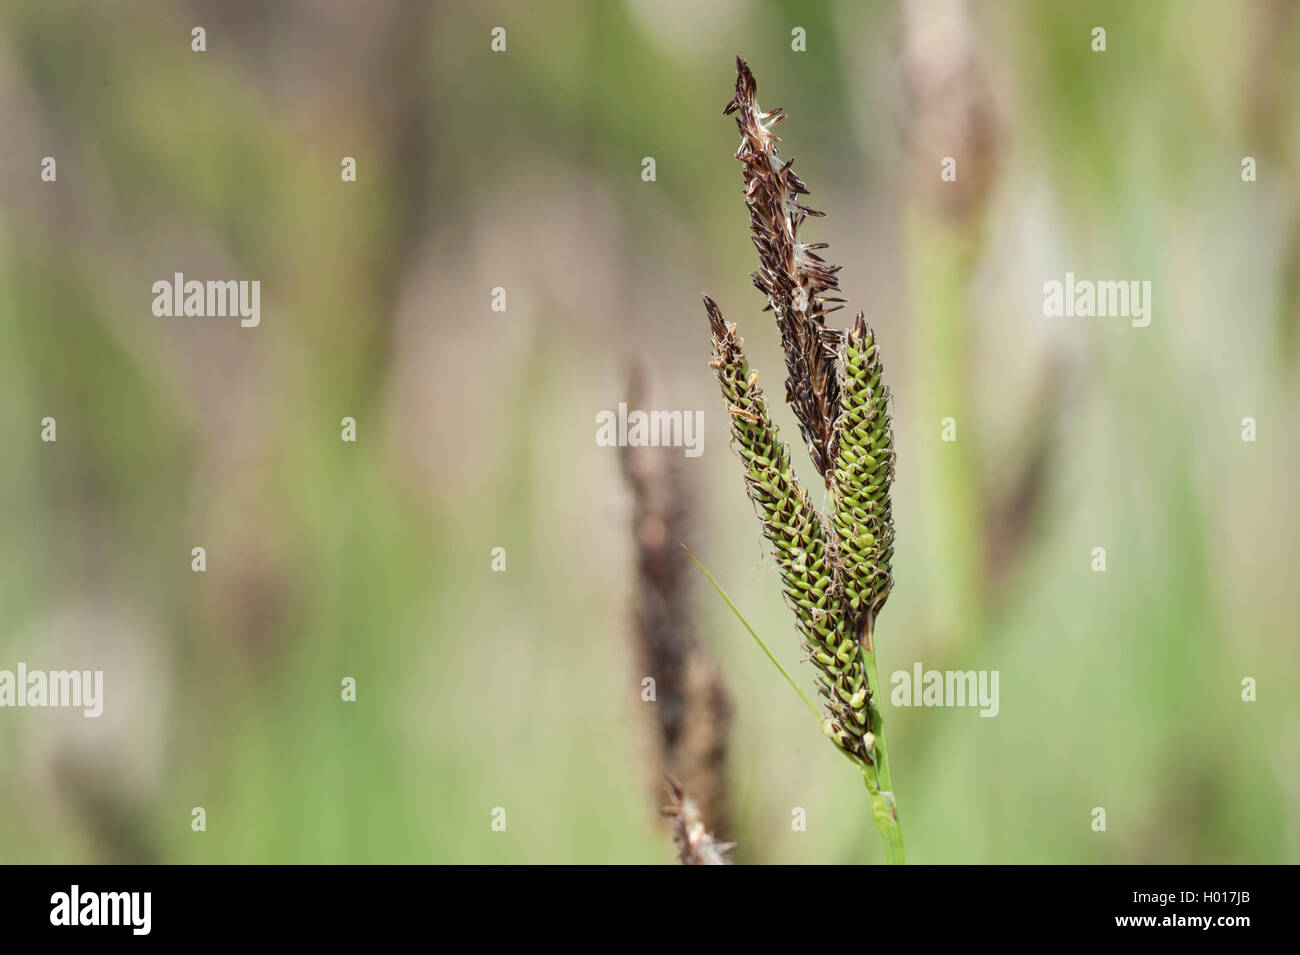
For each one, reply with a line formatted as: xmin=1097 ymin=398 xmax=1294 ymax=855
xmin=663 ymin=777 xmax=735 ymax=865
xmin=724 ymin=56 xmax=844 ymax=481
xmin=619 ymin=365 xmax=732 ymax=838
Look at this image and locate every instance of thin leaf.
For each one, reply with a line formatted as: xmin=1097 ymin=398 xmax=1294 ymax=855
xmin=683 ymin=545 xmax=820 ymax=722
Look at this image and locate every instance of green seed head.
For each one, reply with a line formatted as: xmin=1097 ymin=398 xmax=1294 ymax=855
xmin=705 ymin=296 xmax=876 ymax=764
xmin=831 ymin=312 xmax=896 ymax=625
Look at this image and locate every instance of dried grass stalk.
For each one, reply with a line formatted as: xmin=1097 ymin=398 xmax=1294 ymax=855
xmin=620 ymin=368 xmax=732 ymax=840
xmin=663 ymin=777 xmax=734 ymax=865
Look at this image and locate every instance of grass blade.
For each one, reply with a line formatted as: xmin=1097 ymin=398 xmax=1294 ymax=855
xmin=683 ymin=545 xmax=819 ymax=722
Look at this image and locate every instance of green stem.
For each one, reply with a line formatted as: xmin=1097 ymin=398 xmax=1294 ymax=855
xmin=859 ymin=763 xmax=905 ymax=864
xmin=859 ymin=642 xmax=904 ymax=863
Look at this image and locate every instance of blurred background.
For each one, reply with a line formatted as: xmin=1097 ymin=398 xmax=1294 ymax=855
xmin=1 ymin=0 xmax=1297 ymax=864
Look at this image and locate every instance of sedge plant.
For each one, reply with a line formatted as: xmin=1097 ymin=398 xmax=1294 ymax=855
xmin=701 ymin=58 xmax=904 ymax=863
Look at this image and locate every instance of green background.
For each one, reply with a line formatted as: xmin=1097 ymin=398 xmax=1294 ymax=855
xmin=0 ymin=0 xmax=1296 ymax=863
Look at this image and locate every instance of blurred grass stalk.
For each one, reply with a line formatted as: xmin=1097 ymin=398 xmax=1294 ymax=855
xmin=901 ymin=0 xmax=995 ymax=642
xmin=908 ymin=224 xmax=984 ymax=633
xmin=619 ymin=366 xmax=732 ymax=852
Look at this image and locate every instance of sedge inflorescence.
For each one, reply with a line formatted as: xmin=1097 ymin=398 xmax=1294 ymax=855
xmin=704 ymin=58 xmax=896 ymax=766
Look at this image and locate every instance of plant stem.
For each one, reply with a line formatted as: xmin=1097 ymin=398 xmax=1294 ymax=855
xmin=859 ymin=640 xmax=905 ymax=864
xmin=859 ymin=763 xmax=905 ymax=865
